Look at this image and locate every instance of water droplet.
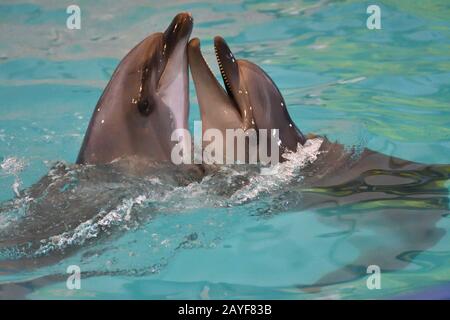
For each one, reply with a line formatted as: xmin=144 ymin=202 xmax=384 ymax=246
xmin=101 ymin=119 xmax=105 ymax=124
xmin=281 ymin=102 xmax=284 ymax=107
xmin=289 ymin=123 xmax=293 ymax=127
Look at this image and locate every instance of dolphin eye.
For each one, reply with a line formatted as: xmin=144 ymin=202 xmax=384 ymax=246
xmin=134 ymin=66 xmax=154 ymax=116
xmin=137 ymin=98 xmax=152 ymax=116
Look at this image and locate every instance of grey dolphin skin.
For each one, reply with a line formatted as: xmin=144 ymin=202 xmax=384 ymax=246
xmin=77 ymin=13 xmax=193 ymax=165
xmin=189 ymin=35 xmax=450 ymax=291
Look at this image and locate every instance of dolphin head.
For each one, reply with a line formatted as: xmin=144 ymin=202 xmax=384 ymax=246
xmin=188 ymin=36 xmax=306 ymax=161
xmin=188 ymin=37 xmax=252 ymax=135
xmin=77 ymin=13 xmax=193 ymax=164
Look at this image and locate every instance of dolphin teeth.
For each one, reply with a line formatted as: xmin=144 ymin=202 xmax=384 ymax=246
xmin=214 ymin=44 xmax=232 ymax=92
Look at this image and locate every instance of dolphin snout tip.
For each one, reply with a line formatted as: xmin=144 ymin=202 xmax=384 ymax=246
xmin=188 ymin=38 xmax=201 ymax=50
xmin=174 ymin=12 xmax=193 ymax=22
xmin=214 ymin=35 xmax=225 ymax=43
xmin=164 ymin=12 xmax=193 ymax=45
xmin=213 ymin=36 xmax=232 ymax=55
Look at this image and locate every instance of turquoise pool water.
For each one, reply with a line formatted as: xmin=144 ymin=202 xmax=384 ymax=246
xmin=0 ymin=0 xmax=450 ymax=299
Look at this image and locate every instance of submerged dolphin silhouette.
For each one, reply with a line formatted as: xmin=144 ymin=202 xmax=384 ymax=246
xmin=187 ymin=35 xmax=450 ymax=291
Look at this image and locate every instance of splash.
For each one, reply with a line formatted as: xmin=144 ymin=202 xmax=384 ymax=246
xmin=1 ymin=140 xmax=323 ymax=261
xmin=0 ymin=157 xmax=27 ymax=197
xmin=230 ymin=138 xmax=324 ymax=204
xmin=34 ymin=194 xmax=149 ymax=257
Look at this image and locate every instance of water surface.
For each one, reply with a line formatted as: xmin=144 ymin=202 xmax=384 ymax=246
xmin=0 ymin=0 xmax=449 ymax=299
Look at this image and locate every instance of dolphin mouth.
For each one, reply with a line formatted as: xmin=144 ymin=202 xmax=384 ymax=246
xmin=213 ymin=36 xmax=240 ymax=109
xmin=157 ymin=12 xmax=193 ymax=134
xmin=162 ymin=12 xmax=193 ymax=59
xmin=213 ymin=36 xmax=254 ymax=129
xmin=188 ymin=37 xmax=241 ymax=114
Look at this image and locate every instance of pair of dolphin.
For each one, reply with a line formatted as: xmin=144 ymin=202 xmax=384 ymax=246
xmin=48 ymin=12 xmax=450 ymax=291
xmin=1 ymin=11 xmax=302 ymax=273
xmin=76 ymin=12 xmax=304 ymax=166
xmin=1 ymin=13 xmax=449 ymax=296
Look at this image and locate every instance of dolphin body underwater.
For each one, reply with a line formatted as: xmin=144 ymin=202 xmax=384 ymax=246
xmin=0 ymin=13 xmax=449 ymax=295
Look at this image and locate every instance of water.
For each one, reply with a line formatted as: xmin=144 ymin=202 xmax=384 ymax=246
xmin=0 ymin=0 xmax=449 ymax=299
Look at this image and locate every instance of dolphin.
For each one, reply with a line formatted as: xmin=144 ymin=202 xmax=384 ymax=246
xmin=188 ymin=36 xmax=306 ymax=164
xmin=0 ymin=13 xmax=202 ymax=271
xmin=188 ymin=35 xmax=450 ymax=291
xmin=77 ymin=13 xmax=193 ymax=165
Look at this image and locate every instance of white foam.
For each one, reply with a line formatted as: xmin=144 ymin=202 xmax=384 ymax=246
xmin=9 ymin=139 xmax=324 ymax=257
xmin=1 ymin=157 xmax=26 ymax=175
xmin=34 ymin=194 xmax=149 ymax=256
xmin=0 ymin=157 xmax=27 ymax=197
xmin=230 ymin=138 xmax=324 ymax=203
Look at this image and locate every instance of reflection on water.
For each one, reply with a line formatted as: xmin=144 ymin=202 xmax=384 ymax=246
xmin=245 ymin=140 xmax=450 ymax=292
xmin=299 ymin=165 xmax=449 ymax=290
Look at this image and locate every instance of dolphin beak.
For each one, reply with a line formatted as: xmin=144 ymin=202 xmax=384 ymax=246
xmin=213 ymin=36 xmax=240 ymax=101
xmin=188 ymin=38 xmax=242 ymax=126
xmin=188 ymin=38 xmax=231 ymax=104
xmin=213 ymin=36 xmax=254 ymax=130
xmin=157 ymin=12 xmax=193 ymax=140
xmin=188 ymin=36 xmax=255 ymax=131
xmin=163 ymin=12 xmax=193 ymax=56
